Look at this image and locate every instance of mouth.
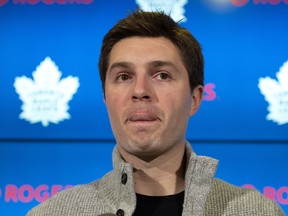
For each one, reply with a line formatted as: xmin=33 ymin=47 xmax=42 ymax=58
xmin=127 ymin=112 xmax=159 ymax=123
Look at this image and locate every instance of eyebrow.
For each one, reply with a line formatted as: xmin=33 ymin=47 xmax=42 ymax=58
xmin=108 ymin=62 xmax=133 ymax=74
xmin=108 ymin=60 xmax=178 ymax=73
xmin=148 ymin=60 xmax=178 ymax=70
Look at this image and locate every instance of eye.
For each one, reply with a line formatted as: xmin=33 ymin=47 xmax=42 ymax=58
xmin=116 ymin=74 xmax=130 ymax=82
xmin=155 ymin=72 xmax=171 ymax=81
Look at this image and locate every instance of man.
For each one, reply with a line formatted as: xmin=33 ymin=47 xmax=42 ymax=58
xmin=27 ymin=11 xmax=285 ymax=216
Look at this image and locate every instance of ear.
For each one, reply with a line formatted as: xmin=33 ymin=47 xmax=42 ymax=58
xmin=103 ymin=90 xmax=106 ymax=104
xmin=189 ymin=85 xmax=203 ymax=116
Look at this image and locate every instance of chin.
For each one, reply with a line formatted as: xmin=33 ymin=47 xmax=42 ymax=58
xmin=130 ymin=142 xmax=163 ymax=157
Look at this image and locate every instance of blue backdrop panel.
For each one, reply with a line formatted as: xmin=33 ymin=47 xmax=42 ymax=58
xmin=0 ymin=142 xmax=114 ymax=215
xmin=0 ymin=142 xmax=287 ymax=215
xmin=0 ymin=0 xmax=287 ymax=140
xmin=0 ymin=0 xmax=287 ymax=215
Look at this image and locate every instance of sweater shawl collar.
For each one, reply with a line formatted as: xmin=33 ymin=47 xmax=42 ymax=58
xmin=100 ymin=142 xmax=218 ymax=216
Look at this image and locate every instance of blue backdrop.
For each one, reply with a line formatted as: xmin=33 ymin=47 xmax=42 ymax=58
xmin=0 ymin=0 xmax=287 ymax=215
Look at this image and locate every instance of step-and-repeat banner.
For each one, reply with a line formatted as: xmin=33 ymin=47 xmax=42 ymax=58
xmin=0 ymin=0 xmax=287 ymax=215
xmin=0 ymin=142 xmax=288 ymax=215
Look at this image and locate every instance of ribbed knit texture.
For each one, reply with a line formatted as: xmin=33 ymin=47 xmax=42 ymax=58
xmin=205 ymin=179 xmax=285 ymax=216
xmin=27 ymin=143 xmax=285 ymax=216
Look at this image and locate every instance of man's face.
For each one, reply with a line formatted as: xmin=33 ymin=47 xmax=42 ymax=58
xmin=104 ymin=36 xmax=202 ymax=159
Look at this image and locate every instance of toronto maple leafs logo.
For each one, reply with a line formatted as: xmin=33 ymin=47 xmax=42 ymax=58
xmin=258 ymin=60 xmax=288 ymax=125
xmin=136 ymin=0 xmax=188 ymax=22
xmin=14 ymin=57 xmax=80 ymax=127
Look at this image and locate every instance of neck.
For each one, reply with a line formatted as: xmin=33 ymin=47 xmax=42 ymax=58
xmin=118 ymin=143 xmax=186 ymax=196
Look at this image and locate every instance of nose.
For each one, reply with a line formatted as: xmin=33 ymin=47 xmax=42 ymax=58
xmin=132 ymin=75 xmax=153 ymax=102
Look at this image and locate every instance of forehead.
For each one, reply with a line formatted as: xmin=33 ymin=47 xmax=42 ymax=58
xmin=108 ymin=36 xmax=183 ymax=67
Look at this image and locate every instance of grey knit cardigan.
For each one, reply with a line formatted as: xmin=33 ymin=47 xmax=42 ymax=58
xmin=27 ymin=143 xmax=285 ymax=216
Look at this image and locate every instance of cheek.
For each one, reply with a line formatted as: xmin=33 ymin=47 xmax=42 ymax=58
xmin=105 ymin=97 xmax=119 ymax=119
xmin=105 ymin=92 xmax=127 ymax=122
xmin=167 ymin=89 xmax=192 ymax=110
xmin=161 ymin=93 xmax=191 ymax=123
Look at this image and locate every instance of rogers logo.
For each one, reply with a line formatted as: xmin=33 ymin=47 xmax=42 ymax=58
xmin=232 ymin=0 xmax=288 ymax=6
xmin=1 ymin=183 xmax=286 ymax=205
xmin=202 ymin=0 xmax=288 ymax=12
xmin=0 ymin=0 xmax=8 ymax=5
xmin=203 ymin=83 xmax=217 ymax=101
xmin=243 ymin=184 xmax=288 ymax=205
xmin=2 ymin=184 xmax=73 ymax=203
xmin=0 ymin=0 xmax=93 ymax=6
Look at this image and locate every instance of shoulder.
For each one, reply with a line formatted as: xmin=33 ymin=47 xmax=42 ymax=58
xmin=26 ymin=183 xmax=99 ymax=216
xmin=26 ymin=172 xmax=115 ymax=216
xmin=205 ymin=178 xmax=285 ymax=216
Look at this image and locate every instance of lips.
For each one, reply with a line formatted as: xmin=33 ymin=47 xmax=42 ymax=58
xmin=128 ymin=112 xmax=159 ymax=122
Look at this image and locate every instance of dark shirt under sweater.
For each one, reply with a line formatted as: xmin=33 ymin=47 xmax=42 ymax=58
xmin=133 ymin=191 xmax=184 ymax=216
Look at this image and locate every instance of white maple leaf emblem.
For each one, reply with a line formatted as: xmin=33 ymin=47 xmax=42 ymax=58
xmin=258 ymin=60 xmax=288 ymax=125
xmin=136 ymin=0 xmax=188 ymax=22
xmin=14 ymin=57 xmax=80 ymax=127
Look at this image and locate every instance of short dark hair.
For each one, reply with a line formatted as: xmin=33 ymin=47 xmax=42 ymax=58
xmin=98 ymin=10 xmax=204 ymax=94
